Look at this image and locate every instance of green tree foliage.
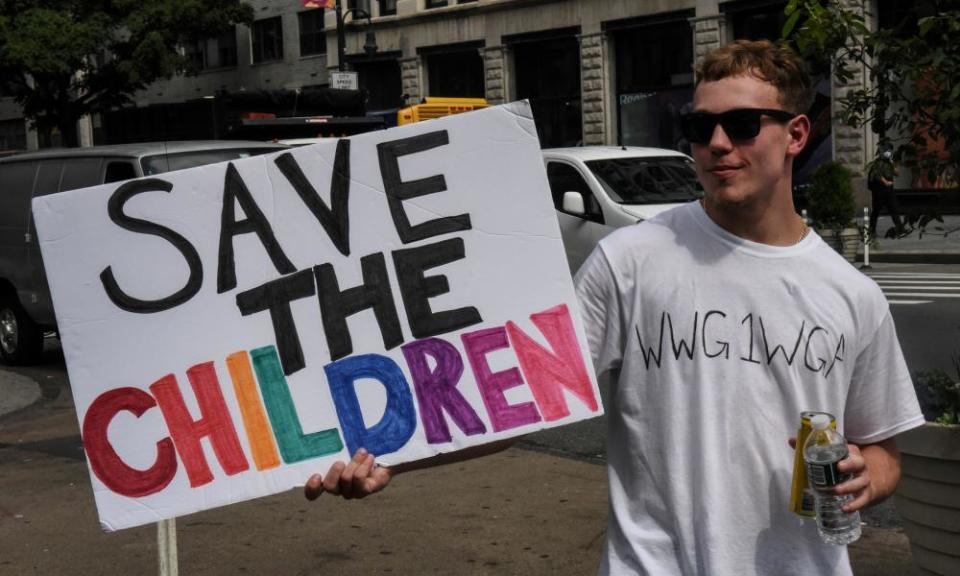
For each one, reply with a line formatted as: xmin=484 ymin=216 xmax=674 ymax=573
xmin=807 ymin=160 xmax=856 ymax=229
xmin=0 ymin=0 xmax=253 ymax=146
xmin=913 ymin=355 xmax=960 ymax=425
xmin=783 ymin=0 xmax=960 ymax=185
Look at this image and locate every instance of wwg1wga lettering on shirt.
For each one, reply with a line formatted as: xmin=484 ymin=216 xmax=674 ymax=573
xmin=574 ymin=201 xmax=924 ymax=576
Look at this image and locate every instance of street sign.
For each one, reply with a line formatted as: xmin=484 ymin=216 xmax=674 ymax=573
xmin=331 ymin=71 xmax=358 ymax=90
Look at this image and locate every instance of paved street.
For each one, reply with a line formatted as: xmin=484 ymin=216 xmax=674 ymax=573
xmin=859 ymin=263 xmax=960 ymax=379
xmin=3 ymin=218 xmax=953 ymax=576
xmin=0 ymin=350 xmax=920 ymax=575
xmin=1 ymin=384 xmax=612 ymax=576
xmin=864 ymin=268 xmax=960 ymax=306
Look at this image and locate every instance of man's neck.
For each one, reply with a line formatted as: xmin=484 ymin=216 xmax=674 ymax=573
xmin=701 ymin=193 xmax=806 ymax=247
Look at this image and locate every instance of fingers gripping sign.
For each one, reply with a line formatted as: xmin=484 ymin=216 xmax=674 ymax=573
xmin=304 ymin=438 xmax=521 ymax=502
xmin=304 ymin=448 xmax=394 ymax=501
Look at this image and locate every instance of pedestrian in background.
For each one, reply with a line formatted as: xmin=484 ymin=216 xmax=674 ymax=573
xmin=868 ymin=149 xmax=903 ymax=237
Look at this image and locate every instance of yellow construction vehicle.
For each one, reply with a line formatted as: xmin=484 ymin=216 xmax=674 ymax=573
xmin=397 ymin=97 xmax=489 ymax=125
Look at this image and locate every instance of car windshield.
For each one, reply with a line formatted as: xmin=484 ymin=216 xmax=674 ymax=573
xmin=586 ymin=156 xmax=703 ymax=204
xmin=141 ymin=148 xmax=280 ymax=176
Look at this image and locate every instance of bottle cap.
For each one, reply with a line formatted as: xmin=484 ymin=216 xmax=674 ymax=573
xmin=811 ymin=414 xmax=830 ymax=430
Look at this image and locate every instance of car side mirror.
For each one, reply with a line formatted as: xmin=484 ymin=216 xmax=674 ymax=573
xmin=562 ymin=191 xmax=586 ymax=215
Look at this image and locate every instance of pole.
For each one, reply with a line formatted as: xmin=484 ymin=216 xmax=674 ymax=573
xmin=862 ymin=206 xmax=871 ymax=269
xmin=158 ymin=518 xmax=178 ymax=576
xmin=336 ymin=0 xmax=346 ymax=71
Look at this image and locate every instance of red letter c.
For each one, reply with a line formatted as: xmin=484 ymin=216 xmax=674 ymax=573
xmin=82 ymin=387 xmax=177 ymax=497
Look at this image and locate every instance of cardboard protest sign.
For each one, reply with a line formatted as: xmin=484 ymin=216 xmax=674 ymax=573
xmin=32 ymin=101 xmax=603 ymax=531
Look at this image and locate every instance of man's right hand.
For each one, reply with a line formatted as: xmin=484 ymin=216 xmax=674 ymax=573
xmin=304 ymin=448 xmax=394 ymax=501
xmin=303 ymin=438 xmax=519 ymax=501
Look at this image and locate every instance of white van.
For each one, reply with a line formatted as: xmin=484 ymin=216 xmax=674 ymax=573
xmin=0 ymin=140 xmax=286 ymax=364
xmin=542 ymin=146 xmax=703 ymax=274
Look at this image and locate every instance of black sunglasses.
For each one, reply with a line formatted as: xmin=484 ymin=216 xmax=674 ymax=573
xmin=680 ymin=108 xmax=797 ymax=144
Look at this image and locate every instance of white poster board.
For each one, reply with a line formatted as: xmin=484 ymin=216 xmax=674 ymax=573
xmin=33 ymin=101 xmax=602 ymax=531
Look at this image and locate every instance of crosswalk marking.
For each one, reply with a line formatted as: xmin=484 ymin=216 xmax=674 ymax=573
xmin=870 ymin=274 xmax=957 ymax=282
xmin=885 ymin=292 xmax=960 ymax=298
xmin=882 ymin=286 xmax=960 ymax=291
xmin=873 ymin=280 xmax=960 ymax=285
xmin=862 ymin=270 xmax=960 ymax=305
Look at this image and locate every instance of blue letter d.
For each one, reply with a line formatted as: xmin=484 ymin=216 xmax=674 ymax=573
xmin=325 ymin=354 xmax=416 ymax=457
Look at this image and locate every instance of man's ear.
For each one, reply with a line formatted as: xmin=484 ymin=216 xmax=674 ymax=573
xmin=786 ymin=114 xmax=811 ymax=158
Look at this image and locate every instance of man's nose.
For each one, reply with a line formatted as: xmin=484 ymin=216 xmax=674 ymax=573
xmin=708 ymin=124 xmax=734 ymax=153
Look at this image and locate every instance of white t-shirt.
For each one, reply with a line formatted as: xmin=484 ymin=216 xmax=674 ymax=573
xmin=575 ymin=201 xmax=924 ymax=576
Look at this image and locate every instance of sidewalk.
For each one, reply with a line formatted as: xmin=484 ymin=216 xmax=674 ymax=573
xmin=0 ymin=369 xmax=40 ymax=418
xmin=0 ymin=368 xmax=922 ymax=575
xmin=860 ymin=215 xmax=960 ymax=264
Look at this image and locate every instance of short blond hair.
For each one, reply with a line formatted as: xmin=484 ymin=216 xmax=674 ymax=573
xmin=695 ymin=39 xmax=813 ymax=114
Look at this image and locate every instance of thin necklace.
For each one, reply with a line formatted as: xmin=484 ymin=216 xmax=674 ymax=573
xmin=701 ymin=198 xmax=809 ymax=245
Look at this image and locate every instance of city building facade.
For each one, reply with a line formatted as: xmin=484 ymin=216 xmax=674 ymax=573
xmin=1 ymin=0 xmax=894 ymax=200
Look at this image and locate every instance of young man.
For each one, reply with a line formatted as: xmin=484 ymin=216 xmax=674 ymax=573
xmin=574 ymin=40 xmax=923 ymax=574
xmin=305 ymin=39 xmax=923 ymax=575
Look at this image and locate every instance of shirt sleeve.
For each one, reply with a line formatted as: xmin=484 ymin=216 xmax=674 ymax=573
xmin=843 ymin=311 xmax=925 ymax=444
xmin=574 ymin=245 xmax=624 ymax=378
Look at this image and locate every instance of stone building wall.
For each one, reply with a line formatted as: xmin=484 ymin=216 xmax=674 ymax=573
xmin=483 ymin=47 xmax=508 ymax=105
xmin=2 ymin=0 xmax=880 ymax=158
xmin=691 ymin=14 xmax=726 ymax=62
xmin=579 ymin=33 xmax=606 ymax=145
xmin=401 ymin=57 xmax=422 ymax=105
xmin=833 ymin=0 xmax=872 ymax=206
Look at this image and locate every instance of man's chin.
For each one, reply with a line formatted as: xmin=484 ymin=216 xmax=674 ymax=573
xmin=704 ymin=187 xmax=753 ymax=208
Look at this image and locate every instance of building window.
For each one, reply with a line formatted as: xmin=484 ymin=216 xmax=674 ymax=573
xmin=513 ymin=34 xmax=582 ymax=148
xmin=298 ymin=10 xmax=325 ymax=57
xmin=185 ymin=42 xmax=204 ymax=70
xmin=727 ymin=1 xmax=788 ymax=41
xmin=0 ymin=119 xmax=27 ymax=151
xmin=253 ymin=17 xmax=284 ymax=63
xmin=613 ymin=17 xmax=693 ymax=150
xmin=186 ymin=29 xmax=238 ymax=70
xmin=350 ymin=58 xmax=403 ymax=111
xmin=878 ymin=0 xmax=918 ymax=36
xmin=214 ymin=30 xmax=239 ymax=68
xmin=425 ymin=0 xmax=447 ymax=8
xmin=426 ymin=48 xmax=484 ymax=98
xmin=378 ymin=0 xmax=397 ymax=15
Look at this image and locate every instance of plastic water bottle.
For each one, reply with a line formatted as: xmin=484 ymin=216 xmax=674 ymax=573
xmin=803 ymin=414 xmax=862 ymax=545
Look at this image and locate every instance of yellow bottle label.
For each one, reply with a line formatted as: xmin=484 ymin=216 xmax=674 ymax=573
xmin=789 ymin=411 xmax=836 ymax=517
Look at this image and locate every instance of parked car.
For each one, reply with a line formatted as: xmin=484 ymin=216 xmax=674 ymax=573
xmin=542 ymin=146 xmax=704 ymax=274
xmin=0 ymin=140 xmax=287 ymax=364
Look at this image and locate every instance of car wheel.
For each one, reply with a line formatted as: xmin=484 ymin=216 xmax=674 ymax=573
xmin=0 ymin=295 xmax=43 ymax=365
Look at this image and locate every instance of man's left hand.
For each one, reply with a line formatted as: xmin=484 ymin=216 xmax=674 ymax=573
xmin=834 ymin=438 xmax=901 ymax=513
